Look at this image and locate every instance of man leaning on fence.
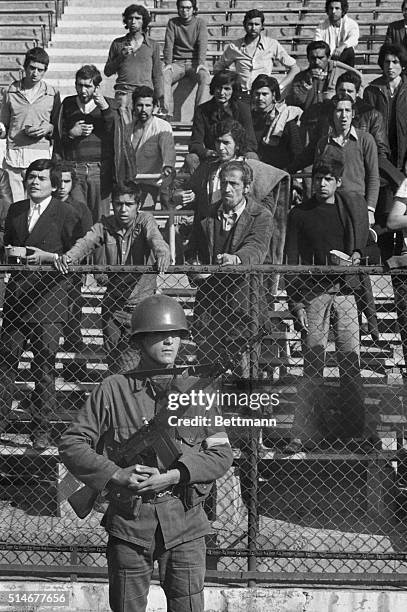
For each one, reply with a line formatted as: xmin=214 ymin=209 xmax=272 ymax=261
xmin=54 ymin=180 xmax=170 ymax=373
xmin=59 ymin=294 xmax=233 ymax=612
xmin=185 ymin=159 xmax=274 ymax=366
xmin=284 ymin=156 xmax=380 ymax=454
xmin=0 ymin=159 xmax=77 ymax=450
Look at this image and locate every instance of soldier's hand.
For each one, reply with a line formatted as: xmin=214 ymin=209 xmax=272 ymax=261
xmin=134 ymin=465 xmax=181 ymax=493
xmin=109 ymin=465 xmax=149 ymax=490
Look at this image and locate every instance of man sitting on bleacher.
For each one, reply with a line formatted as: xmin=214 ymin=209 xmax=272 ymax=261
xmin=54 ymin=180 xmax=170 ymax=374
xmin=314 ymin=0 xmax=359 ymax=67
xmin=287 ymin=40 xmax=361 ymax=149
xmin=0 ymin=47 xmax=60 ymax=202
xmin=213 ymin=9 xmax=299 ymax=100
xmin=163 ymin=0 xmax=210 ymax=121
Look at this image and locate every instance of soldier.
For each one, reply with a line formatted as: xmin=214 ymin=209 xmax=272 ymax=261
xmin=59 ymin=295 xmax=233 ymax=612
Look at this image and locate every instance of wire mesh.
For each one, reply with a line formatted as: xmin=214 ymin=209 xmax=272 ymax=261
xmin=0 ymin=263 xmax=406 ymax=581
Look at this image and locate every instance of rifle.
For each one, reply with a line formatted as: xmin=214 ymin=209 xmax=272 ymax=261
xmin=68 ymin=335 xmax=264 ymax=518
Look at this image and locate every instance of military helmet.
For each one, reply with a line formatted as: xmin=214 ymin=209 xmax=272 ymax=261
xmin=130 ymin=295 xmax=188 ymax=337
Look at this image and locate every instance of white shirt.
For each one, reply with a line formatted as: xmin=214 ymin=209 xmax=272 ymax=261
xmin=213 ymin=34 xmax=296 ymax=91
xmin=314 ymin=15 xmax=359 ymax=54
xmin=28 ymin=195 xmax=52 ymax=232
xmin=217 ymin=198 xmax=247 ymax=231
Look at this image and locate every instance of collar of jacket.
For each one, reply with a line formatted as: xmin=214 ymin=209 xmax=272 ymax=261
xmin=368 ymin=72 xmax=407 ymax=92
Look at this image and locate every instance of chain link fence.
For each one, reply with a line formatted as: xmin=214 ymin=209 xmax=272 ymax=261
xmin=0 ymin=263 xmax=407 ymax=583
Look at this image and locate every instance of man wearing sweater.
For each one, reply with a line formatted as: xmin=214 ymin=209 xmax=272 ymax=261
xmin=54 ymin=65 xmax=115 ymax=222
xmin=284 ymin=157 xmax=378 ymax=453
xmin=315 ymin=93 xmax=380 ymax=222
xmin=104 ymin=4 xmax=163 ymax=123
xmin=163 ymin=0 xmax=210 ymax=120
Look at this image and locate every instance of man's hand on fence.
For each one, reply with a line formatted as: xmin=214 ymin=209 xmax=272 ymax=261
xmin=155 ymin=251 xmax=171 ymax=273
xmin=295 ymin=307 xmax=308 ymax=331
xmin=217 ymin=253 xmax=241 ymax=265
xmin=351 ymin=251 xmax=361 ymax=266
xmin=54 ymin=254 xmax=72 ymax=274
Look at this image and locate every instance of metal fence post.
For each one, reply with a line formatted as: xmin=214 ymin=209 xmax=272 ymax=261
xmin=247 ymin=272 xmax=260 ymax=587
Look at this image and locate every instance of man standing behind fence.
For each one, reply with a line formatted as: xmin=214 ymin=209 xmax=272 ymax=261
xmin=0 ymin=47 xmax=60 ymax=202
xmin=185 ymin=159 xmax=273 ymax=365
xmin=59 ymin=294 xmax=233 ymax=612
xmin=54 ymin=65 xmax=115 ymax=223
xmin=0 ymin=159 xmax=76 ymax=450
xmin=104 ymin=4 xmax=163 ymax=124
xmin=54 ymin=180 xmax=170 ymax=373
xmin=284 ymin=156 xmax=379 ymax=454
xmin=115 ymin=86 xmax=176 ymax=209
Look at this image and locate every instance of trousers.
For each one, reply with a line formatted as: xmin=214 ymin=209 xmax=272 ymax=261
xmin=292 ymin=292 xmax=365 ymax=442
xmin=107 ymin=531 xmax=206 ymax=612
xmin=163 ymin=60 xmax=210 ymax=117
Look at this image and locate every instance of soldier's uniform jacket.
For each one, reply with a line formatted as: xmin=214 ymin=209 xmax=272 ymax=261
xmin=59 ymin=373 xmax=233 ymax=549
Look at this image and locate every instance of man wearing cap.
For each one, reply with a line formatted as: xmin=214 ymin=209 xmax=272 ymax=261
xmin=54 ymin=180 xmax=170 ymax=373
xmin=59 ymin=294 xmax=233 ymax=612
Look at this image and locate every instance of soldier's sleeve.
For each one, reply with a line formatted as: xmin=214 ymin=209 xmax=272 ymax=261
xmin=58 ymin=384 xmax=120 ymax=491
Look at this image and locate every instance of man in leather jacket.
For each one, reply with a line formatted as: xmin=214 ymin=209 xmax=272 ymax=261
xmin=59 ymin=295 xmax=233 ymax=612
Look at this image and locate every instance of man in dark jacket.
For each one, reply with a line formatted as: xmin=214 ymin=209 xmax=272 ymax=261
xmin=53 ymin=162 xmax=93 ymax=352
xmin=363 ymin=43 xmax=407 ymax=257
xmin=59 ymin=294 xmax=233 ymax=612
xmin=284 ymin=156 xmax=379 ymax=453
xmin=364 ymin=44 xmax=407 ymax=174
xmin=0 ymin=159 xmax=77 ymax=449
xmin=384 ymin=1 xmax=407 ymax=49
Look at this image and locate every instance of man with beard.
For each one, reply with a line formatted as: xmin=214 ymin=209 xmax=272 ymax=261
xmin=54 ymin=64 xmax=115 ymax=222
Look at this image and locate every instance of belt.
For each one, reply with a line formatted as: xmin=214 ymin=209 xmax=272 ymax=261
xmin=138 ymin=489 xmax=176 ymax=504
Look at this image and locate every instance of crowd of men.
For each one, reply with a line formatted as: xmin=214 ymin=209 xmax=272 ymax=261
xmin=1 ymin=1 xmax=407 ymax=610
